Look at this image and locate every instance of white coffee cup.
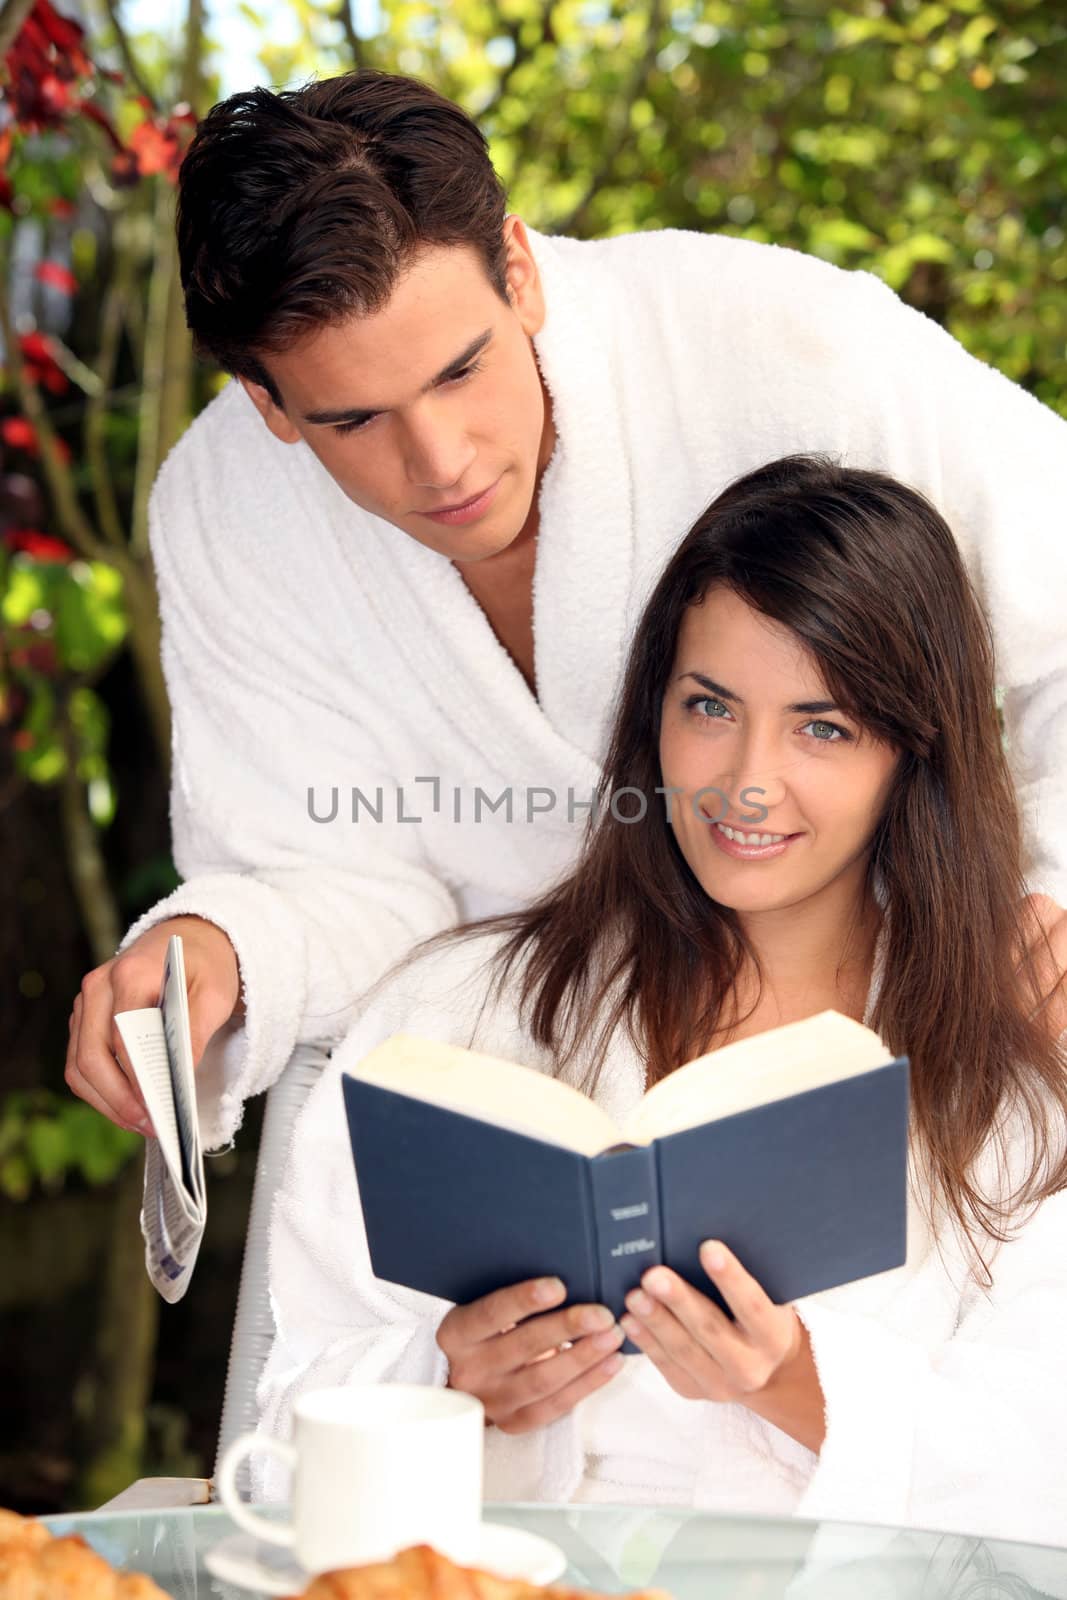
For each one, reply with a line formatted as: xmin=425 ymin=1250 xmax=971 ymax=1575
xmin=217 ymin=1383 xmax=485 ymax=1575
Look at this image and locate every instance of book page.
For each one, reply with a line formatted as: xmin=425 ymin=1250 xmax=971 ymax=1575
xmin=624 ymin=1010 xmax=895 ymax=1144
xmin=350 ymin=1035 xmax=625 ymax=1156
xmin=160 ymin=938 xmax=204 ymax=1207
xmin=141 ymin=1140 xmax=205 ymax=1295
xmin=113 ymin=1008 xmax=184 ymax=1180
xmin=114 ymin=935 xmax=206 ymax=1304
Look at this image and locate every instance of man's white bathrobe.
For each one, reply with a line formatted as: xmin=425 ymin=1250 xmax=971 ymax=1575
xmin=128 ymin=227 xmax=1067 ymax=1146
xmin=247 ymin=926 xmax=1067 ymax=1548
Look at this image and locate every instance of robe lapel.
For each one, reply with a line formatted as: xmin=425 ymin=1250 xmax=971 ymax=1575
xmin=525 ymin=229 xmax=637 ymax=762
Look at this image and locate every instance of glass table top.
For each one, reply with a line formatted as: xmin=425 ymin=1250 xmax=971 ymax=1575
xmin=41 ymin=1501 xmax=1067 ymax=1600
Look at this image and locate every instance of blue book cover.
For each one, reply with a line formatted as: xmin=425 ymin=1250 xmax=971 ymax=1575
xmin=341 ymin=1017 xmax=910 ymax=1321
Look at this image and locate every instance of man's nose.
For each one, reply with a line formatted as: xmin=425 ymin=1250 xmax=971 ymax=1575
xmin=402 ymin=408 xmax=477 ymax=491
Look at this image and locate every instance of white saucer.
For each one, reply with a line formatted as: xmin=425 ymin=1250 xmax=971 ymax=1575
xmin=205 ymin=1522 xmax=568 ymax=1596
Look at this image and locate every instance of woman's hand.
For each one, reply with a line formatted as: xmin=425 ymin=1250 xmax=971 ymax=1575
xmin=437 ymin=1277 xmax=625 ymax=1434
xmin=620 ymin=1240 xmax=826 ymax=1453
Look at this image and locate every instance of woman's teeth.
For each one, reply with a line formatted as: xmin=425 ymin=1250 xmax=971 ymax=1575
xmin=715 ymin=822 xmax=787 ymax=846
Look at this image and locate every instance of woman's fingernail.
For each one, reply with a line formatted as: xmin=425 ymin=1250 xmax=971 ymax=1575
xmin=627 ymin=1289 xmax=652 ymax=1315
xmin=592 ymin=1325 xmax=624 ymax=1353
xmin=137 ymin=1117 xmax=155 ymax=1138
xmin=701 ymin=1241 xmax=727 ymax=1272
xmin=535 ymin=1277 xmax=565 ymax=1305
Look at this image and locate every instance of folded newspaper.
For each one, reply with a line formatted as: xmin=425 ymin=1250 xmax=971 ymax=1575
xmin=114 ymin=935 xmax=205 ymax=1303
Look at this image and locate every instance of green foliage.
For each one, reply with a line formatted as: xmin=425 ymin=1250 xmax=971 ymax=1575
xmin=270 ymin=0 xmax=1067 ymax=417
xmin=0 ymin=1089 xmax=140 ymax=1201
xmin=2 ymin=553 xmax=126 ymax=794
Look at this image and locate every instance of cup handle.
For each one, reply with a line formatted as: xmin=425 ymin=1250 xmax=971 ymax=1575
xmin=216 ymin=1431 xmax=297 ymax=1547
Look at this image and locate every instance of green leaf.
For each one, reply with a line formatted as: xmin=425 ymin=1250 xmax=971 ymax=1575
xmin=25 ymin=1116 xmax=71 ymax=1188
xmin=808 ymin=216 xmax=880 ymax=260
xmin=69 ymin=685 xmax=110 ymax=761
xmin=0 ymin=1152 xmax=32 ymax=1202
xmin=2 ymin=563 xmax=50 ymax=627
xmin=75 ymin=1114 xmax=140 ymax=1186
xmin=54 ymin=562 xmax=127 ymax=674
xmin=16 ymin=679 xmax=66 ymax=785
xmin=876 ymin=231 xmax=956 ymax=289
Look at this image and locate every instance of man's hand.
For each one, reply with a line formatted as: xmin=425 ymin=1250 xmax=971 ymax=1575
xmin=620 ymin=1241 xmax=826 ymax=1454
xmin=65 ymin=915 xmax=242 ymax=1133
xmin=1017 ymin=893 xmax=1067 ymax=1039
xmin=436 ymin=1277 xmax=624 ymax=1434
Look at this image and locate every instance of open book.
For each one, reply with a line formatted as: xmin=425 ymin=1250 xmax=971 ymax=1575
xmin=342 ymin=1012 xmax=910 ymax=1321
xmin=114 ymin=936 xmax=205 ymax=1304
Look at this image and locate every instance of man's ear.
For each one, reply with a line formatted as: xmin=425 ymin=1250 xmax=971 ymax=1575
xmin=236 ymin=375 xmax=302 ymax=445
xmin=501 ymin=214 xmax=546 ymax=340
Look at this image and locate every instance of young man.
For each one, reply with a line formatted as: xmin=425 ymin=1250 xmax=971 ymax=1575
xmin=67 ymin=69 xmax=1067 ymax=1150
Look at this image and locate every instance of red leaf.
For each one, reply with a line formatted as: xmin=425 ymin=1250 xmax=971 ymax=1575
xmin=12 ymin=729 xmax=35 ymax=750
xmin=2 ymin=416 xmax=38 ymax=452
xmin=129 ymin=118 xmax=178 ymax=177
xmin=35 ymin=0 xmax=86 ymax=50
xmin=76 ymin=95 xmax=123 ymax=150
xmin=34 ymin=259 xmax=75 ymax=294
xmin=108 ymin=148 xmax=140 ymax=188
xmin=38 ymin=72 xmax=72 ymax=115
xmin=19 ymin=331 xmax=52 ymax=362
xmin=34 ymin=260 xmax=76 ymax=293
xmin=0 ymin=174 xmax=13 ymax=213
xmin=34 ymin=0 xmax=92 ymax=77
xmin=0 ymin=419 xmax=68 ymax=463
xmin=47 ymin=196 xmax=76 ymax=218
xmin=19 ymin=330 xmax=69 ymax=395
xmin=6 ymin=527 xmax=73 ymax=563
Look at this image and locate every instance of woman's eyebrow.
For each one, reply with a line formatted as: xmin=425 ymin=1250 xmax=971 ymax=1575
xmin=677 ymin=671 xmax=839 ymax=716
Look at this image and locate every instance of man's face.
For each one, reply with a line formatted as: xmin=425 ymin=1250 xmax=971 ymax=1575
xmin=239 ymin=219 xmax=554 ymax=564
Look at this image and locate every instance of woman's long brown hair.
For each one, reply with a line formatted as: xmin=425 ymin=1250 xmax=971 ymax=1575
xmin=415 ymin=456 xmax=1067 ymax=1273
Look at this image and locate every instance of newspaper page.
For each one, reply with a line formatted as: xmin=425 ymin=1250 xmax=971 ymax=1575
xmin=114 ymin=936 xmax=206 ymax=1303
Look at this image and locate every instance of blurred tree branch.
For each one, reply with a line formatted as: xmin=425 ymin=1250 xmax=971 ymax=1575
xmin=554 ymin=0 xmax=668 ymax=236
xmin=0 ymin=263 xmax=113 ymax=563
xmin=479 ymin=8 xmax=553 ymax=121
xmin=0 ymin=0 xmax=36 ymax=57
xmin=336 ymin=0 xmax=364 ymax=68
xmin=99 ymin=0 xmax=157 ymax=108
xmin=59 ymin=701 xmax=121 ymax=964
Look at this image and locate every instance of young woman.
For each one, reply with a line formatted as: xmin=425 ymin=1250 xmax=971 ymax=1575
xmin=252 ymin=456 xmax=1067 ymax=1546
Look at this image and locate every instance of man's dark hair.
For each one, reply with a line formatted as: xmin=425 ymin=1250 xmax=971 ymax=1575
xmin=176 ymin=70 xmax=510 ymax=403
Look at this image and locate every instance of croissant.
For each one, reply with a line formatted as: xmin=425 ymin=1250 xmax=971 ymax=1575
xmin=0 ymin=1511 xmax=170 ymax=1600
xmin=298 ymin=1542 xmax=669 ymax=1600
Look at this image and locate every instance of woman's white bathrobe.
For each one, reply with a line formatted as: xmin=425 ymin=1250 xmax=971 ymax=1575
xmin=249 ymin=929 xmax=1067 ymax=1550
xmin=127 ymin=226 xmax=1067 ymax=1148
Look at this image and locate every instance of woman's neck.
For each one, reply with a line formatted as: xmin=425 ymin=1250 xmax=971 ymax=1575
xmin=724 ymin=879 xmax=882 ymax=1036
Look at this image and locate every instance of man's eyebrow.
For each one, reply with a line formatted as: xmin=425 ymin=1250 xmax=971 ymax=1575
xmin=301 ymin=329 xmax=494 ymax=426
xmin=678 ymin=671 xmax=840 ymax=716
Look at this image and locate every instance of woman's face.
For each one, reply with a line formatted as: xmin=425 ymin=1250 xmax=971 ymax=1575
xmin=658 ymin=586 xmax=899 ymax=921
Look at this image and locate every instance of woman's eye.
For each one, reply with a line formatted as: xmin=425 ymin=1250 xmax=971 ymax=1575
xmin=685 ymin=696 xmax=729 ymax=719
xmin=804 ymin=720 xmax=850 ymax=742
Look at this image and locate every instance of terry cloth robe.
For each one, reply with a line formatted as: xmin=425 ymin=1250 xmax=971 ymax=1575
xmin=244 ymin=928 xmax=1067 ymax=1550
xmin=126 ymin=226 xmax=1067 ymax=1148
